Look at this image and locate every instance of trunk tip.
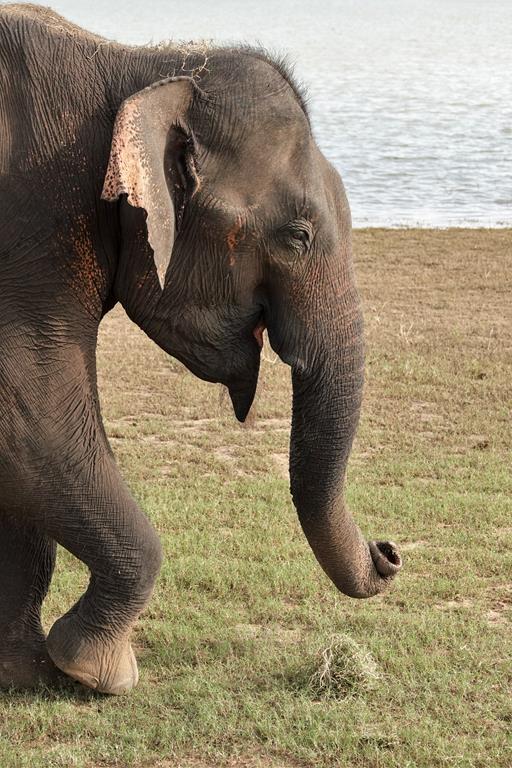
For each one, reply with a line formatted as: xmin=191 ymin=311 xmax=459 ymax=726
xmin=369 ymin=540 xmax=402 ymax=578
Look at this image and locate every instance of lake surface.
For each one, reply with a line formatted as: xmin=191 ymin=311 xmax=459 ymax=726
xmin=48 ymin=0 xmax=512 ymax=227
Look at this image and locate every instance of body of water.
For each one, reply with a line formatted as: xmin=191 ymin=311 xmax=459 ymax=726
xmin=43 ymin=0 xmax=512 ymax=227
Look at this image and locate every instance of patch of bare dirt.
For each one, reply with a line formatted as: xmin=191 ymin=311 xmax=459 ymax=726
xmin=214 ymin=447 xmax=247 ymax=477
xmin=151 ymin=753 xmax=310 ymax=768
xmin=486 ymin=607 xmax=510 ymax=626
xmin=272 ymin=453 xmax=288 ymax=479
xmin=435 ymin=598 xmax=474 ymax=611
xmin=486 ymin=594 xmax=511 ymax=626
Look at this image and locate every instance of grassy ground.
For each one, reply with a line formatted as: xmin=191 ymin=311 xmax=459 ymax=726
xmin=1 ymin=229 xmax=511 ymax=767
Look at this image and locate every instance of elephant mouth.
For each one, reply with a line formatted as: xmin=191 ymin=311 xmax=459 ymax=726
xmin=228 ymin=317 xmax=266 ymax=422
xmin=252 ymin=318 xmax=266 ymax=350
xmin=162 ymin=307 xmax=265 ymax=423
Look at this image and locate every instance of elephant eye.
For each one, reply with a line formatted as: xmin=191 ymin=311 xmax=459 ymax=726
xmin=282 ymin=219 xmax=314 ymax=253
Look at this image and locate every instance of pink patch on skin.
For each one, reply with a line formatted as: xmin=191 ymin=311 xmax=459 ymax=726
xmin=253 ymin=321 xmax=266 ymax=349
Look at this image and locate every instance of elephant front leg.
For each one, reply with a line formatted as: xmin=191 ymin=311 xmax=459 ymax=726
xmin=0 ymin=517 xmax=64 ymax=689
xmin=41 ymin=454 xmax=163 ymax=695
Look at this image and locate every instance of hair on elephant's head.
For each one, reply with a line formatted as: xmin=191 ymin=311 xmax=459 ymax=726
xmin=102 ymin=52 xmax=402 ymax=599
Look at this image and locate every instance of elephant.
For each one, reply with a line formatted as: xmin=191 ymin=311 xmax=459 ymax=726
xmin=0 ymin=5 xmax=402 ymax=695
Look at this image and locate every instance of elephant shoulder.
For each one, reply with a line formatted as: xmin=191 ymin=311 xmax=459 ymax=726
xmin=0 ymin=4 xmax=107 ymax=48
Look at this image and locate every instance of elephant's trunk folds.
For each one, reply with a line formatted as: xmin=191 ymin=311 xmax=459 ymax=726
xmin=288 ymin=309 xmax=402 ymax=598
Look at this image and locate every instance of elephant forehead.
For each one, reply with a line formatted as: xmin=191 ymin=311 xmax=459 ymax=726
xmin=199 ymin=127 xmax=314 ymax=210
xmin=221 ymin=102 xmax=307 ymax=159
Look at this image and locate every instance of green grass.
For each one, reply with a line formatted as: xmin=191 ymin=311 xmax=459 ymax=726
xmin=1 ymin=229 xmax=511 ymax=767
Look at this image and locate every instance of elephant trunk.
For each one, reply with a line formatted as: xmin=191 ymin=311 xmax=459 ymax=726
xmin=288 ymin=305 xmax=402 ymax=598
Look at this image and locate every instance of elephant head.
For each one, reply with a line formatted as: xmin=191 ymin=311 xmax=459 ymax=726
xmin=101 ymin=54 xmax=402 ymax=598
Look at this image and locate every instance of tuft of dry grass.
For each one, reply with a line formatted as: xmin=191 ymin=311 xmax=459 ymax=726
xmin=308 ymin=635 xmax=380 ymax=700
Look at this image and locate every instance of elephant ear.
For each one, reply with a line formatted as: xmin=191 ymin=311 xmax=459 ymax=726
xmin=101 ymin=76 xmax=200 ymax=288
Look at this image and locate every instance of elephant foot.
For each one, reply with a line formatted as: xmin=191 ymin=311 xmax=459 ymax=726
xmin=47 ymin=614 xmax=138 ymax=695
xmin=0 ymin=635 xmax=68 ymax=690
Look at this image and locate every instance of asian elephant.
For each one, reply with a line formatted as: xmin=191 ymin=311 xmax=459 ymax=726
xmin=0 ymin=5 xmax=401 ymax=694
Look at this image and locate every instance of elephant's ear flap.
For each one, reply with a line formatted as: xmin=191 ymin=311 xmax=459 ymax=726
xmin=101 ymin=76 xmax=198 ymax=288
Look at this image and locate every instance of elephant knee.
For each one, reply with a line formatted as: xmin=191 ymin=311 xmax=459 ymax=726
xmin=140 ymin=526 xmax=163 ymax=588
xmin=132 ymin=526 xmax=163 ymax=596
xmin=110 ymin=521 xmax=163 ymax=605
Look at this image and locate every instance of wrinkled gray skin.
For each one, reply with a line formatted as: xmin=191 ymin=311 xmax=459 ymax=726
xmin=0 ymin=5 xmax=401 ymax=694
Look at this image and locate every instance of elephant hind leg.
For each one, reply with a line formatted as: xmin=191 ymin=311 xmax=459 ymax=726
xmin=0 ymin=516 xmax=64 ymax=689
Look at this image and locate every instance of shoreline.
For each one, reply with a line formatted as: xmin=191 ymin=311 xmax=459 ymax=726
xmin=352 ymin=225 xmax=512 ymax=231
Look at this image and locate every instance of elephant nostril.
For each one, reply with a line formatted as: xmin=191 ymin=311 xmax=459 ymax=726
xmin=377 ymin=541 xmax=402 ymax=567
xmin=369 ymin=540 xmax=402 ymax=578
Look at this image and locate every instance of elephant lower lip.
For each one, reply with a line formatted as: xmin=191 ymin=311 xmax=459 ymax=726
xmin=227 ymin=320 xmax=263 ymax=422
xmin=228 ymin=383 xmax=257 ymax=423
xmin=253 ymin=320 xmax=266 ymax=349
